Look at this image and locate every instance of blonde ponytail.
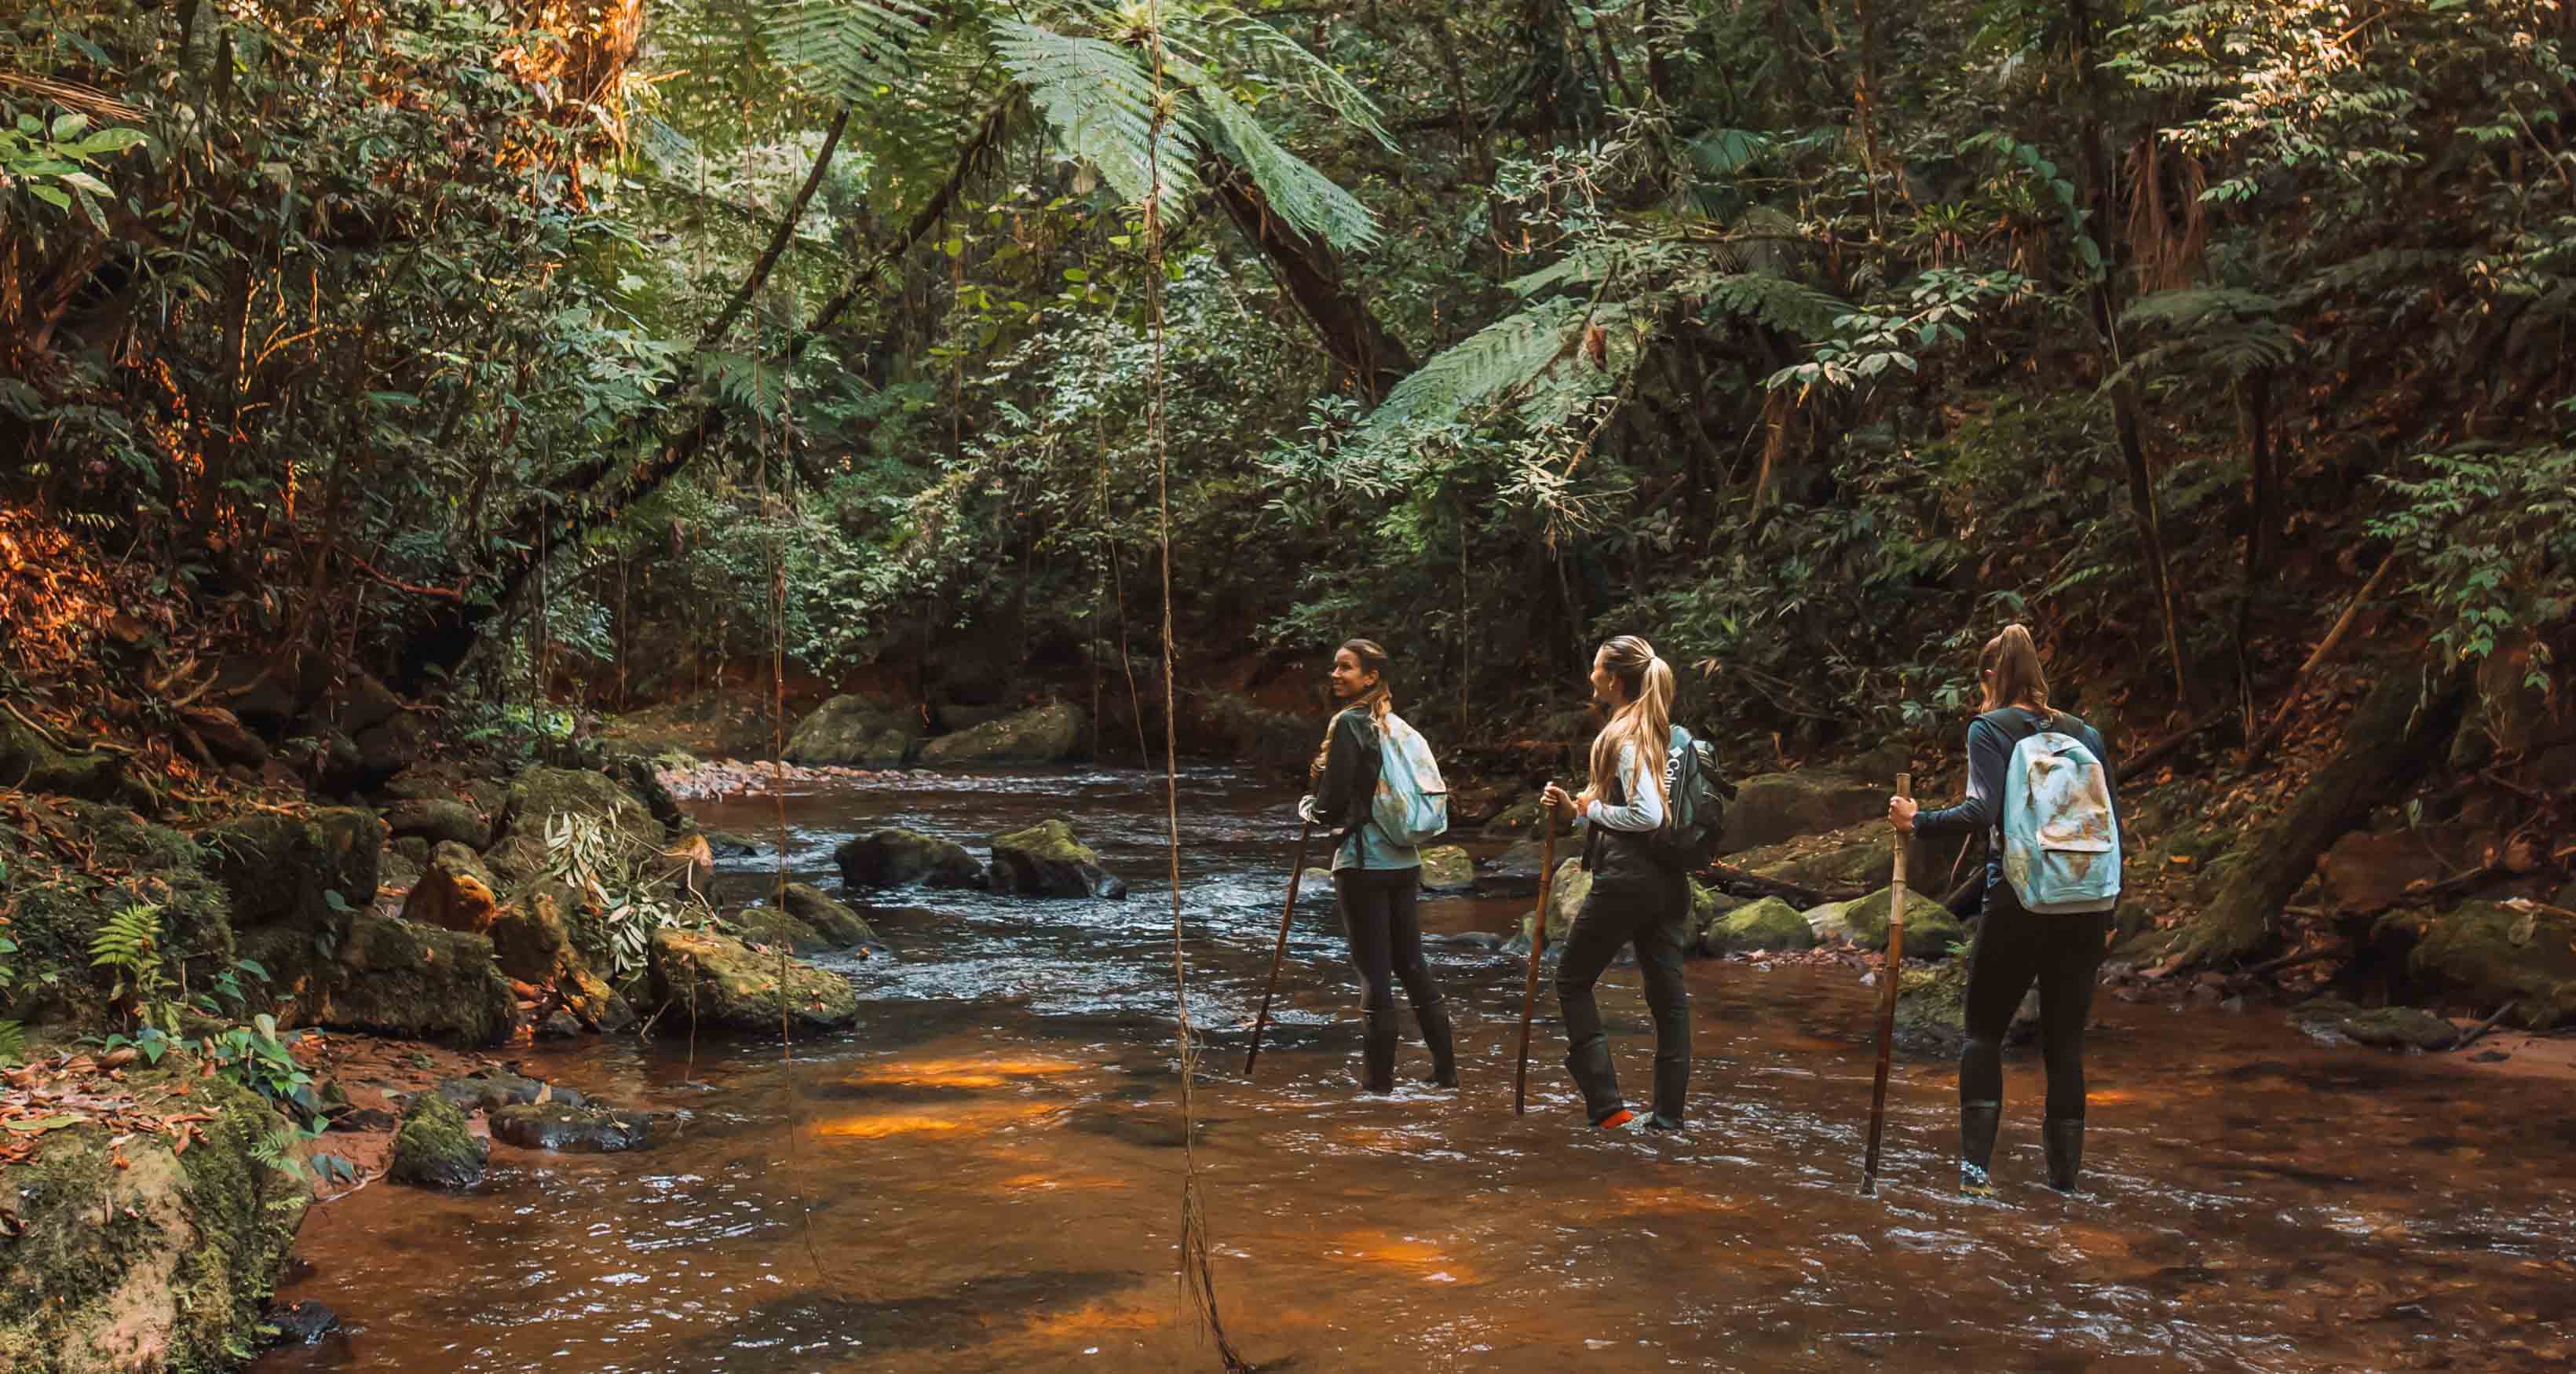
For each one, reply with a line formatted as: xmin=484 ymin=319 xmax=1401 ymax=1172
xmin=1587 ymin=635 xmax=1674 ymax=820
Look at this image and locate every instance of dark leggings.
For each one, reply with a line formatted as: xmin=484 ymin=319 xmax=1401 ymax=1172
xmin=1335 ymin=868 xmax=1442 ymax=1018
xmin=1960 ymin=883 xmax=2111 ymax=1120
xmin=1555 ymin=874 xmax=1692 ymax=1124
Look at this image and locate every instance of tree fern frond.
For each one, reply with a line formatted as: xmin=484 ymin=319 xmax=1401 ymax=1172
xmin=1700 ymin=272 xmax=1848 ymax=339
xmin=635 ymin=116 xmax=700 ymax=176
xmin=996 ymin=22 xmax=1196 ymax=214
xmin=1684 ymin=128 xmax=1773 ymax=178
xmin=1185 ymin=7 xmax=1394 ymax=149
xmin=769 ymin=0 xmax=934 ymax=101
xmin=2121 ymin=286 xmax=2282 ymax=331
xmin=1186 ymin=85 xmax=1376 ymax=250
xmin=0 ymin=1019 xmax=24 ymax=1066
xmin=1507 ymin=245 xmax=1624 ymax=297
xmin=1365 ymin=297 xmax=1599 ymax=438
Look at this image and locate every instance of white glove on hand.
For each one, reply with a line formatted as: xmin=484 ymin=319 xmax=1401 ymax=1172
xmin=1296 ymin=795 xmax=1321 ymax=824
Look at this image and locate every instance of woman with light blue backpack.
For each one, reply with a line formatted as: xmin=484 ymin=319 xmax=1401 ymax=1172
xmin=1301 ymin=638 xmax=1456 ymax=1094
xmin=1889 ymin=624 xmax=2123 ymax=1196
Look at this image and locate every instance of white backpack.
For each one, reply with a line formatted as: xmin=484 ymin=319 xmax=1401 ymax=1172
xmin=1998 ymin=729 xmax=2122 ymax=914
xmin=1368 ymin=712 xmax=1450 ymax=846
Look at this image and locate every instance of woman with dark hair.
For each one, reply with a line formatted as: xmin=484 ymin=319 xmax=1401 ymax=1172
xmin=1302 ymin=639 xmax=1455 ymax=1094
xmin=1889 ymin=624 xmax=2121 ymax=1195
xmin=1541 ymin=634 xmax=1690 ymax=1132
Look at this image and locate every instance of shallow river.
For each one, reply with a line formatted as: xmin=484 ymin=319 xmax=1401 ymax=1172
xmin=259 ymin=768 xmax=2574 ymax=1371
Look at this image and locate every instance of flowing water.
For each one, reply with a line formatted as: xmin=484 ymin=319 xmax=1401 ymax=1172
xmin=259 ymin=768 xmax=2575 ymax=1372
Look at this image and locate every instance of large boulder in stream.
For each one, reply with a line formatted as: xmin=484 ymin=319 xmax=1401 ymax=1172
xmin=489 ymin=1102 xmax=671 ymax=1153
xmin=316 ymin=913 xmax=519 ymax=1046
xmin=919 ymin=700 xmax=1086 ymax=766
xmin=1840 ymin=886 xmax=1968 ymax=956
xmin=0 ymin=1073 xmax=307 ymax=1373
xmin=988 ymin=819 xmax=1127 ymax=898
xmin=1722 ymin=771 xmax=1889 ymax=853
xmin=836 ymin=828 xmax=983 ymax=890
xmin=1701 ymin=897 xmax=1818 ymax=956
xmin=784 ymin=693 xmax=920 ymax=768
xmin=646 ymin=928 xmax=860 ymax=1032
xmin=780 ymin=883 xmax=879 ymax=948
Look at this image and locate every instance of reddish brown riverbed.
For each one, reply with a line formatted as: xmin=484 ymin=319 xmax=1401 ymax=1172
xmin=258 ymin=769 xmax=2576 ymax=1371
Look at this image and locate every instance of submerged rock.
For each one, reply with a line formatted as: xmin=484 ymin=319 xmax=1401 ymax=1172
xmin=1701 ymin=896 xmax=1818 ymax=956
xmin=647 ymin=927 xmax=860 ymax=1032
xmin=389 ymin=1090 xmax=487 ymax=1189
xmin=1419 ymin=845 xmax=1475 ymax=893
xmin=989 ymin=818 xmax=1126 ymax=898
xmin=436 ymin=1070 xmax=586 ymax=1116
xmin=1840 ymin=886 xmax=1967 ymax=957
xmin=488 ymin=1102 xmax=670 ymax=1153
xmin=919 ymin=700 xmax=1087 ymax=766
xmin=261 ymin=1300 xmax=341 ymax=1347
xmin=835 ymin=828 xmax=982 ymax=890
xmin=778 ymin=883 xmax=878 ymax=948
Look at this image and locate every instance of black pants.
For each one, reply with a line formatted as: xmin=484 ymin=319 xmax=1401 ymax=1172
xmin=1555 ymin=873 xmax=1691 ymax=1124
xmin=1960 ymin=883 xmax=2110 ymax=1120
xmin=1335 ymin=868 xmax=1444 ymax=1022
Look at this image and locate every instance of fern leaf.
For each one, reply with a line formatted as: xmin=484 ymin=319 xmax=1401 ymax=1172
xmin=995 ymin=23 xmax=1196 ymax=214
xmin=1507 ymin=245 xmax=1624 ymax=298
xmin=769 ymin=0 xmax=933 ymax=100
xmin=1186 ymin=7 xmax=1394 ymax=150
xmin=1186 ymin=84 xmax=1376 ymax=250
xmin=1364 ymin=298 xmax=1599 ymax=438
xmin=2120 ymin=286 xmax=2282 ymax=331
xmin=1700 ymin=272 xmax=1849 ymax=340
xmin=0 ymin=1019 xmax=23 ymax=1066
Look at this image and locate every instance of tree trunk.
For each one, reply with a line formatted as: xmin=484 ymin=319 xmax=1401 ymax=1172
xmin=1204 ymin=157 xmax=1416 ymax=401
xmin=2234 ymin=366 xmax=2275 ymax=736
xmin=2066 ymin=0 xmax=2190 ymax=709
xmin=2172 ymin=667 xmax=2465 ymax=967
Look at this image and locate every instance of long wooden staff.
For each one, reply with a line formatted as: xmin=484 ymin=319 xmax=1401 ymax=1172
xmin=1514 ymin=793 xmax=1558 ymax=1116
xmin=1242 ymin=818 xmax=1314 ymax=1076
xmin=1862 ymin=772 xmax=1911 ymax=1195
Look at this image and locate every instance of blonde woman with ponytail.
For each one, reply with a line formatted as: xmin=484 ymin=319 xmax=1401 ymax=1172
xmin=1540 ymin=635 xmax=1691 ymax=1132
xmin=1300 ymin=638 xmax=1454 ymax=1094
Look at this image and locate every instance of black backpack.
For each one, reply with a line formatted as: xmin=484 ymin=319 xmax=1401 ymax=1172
xmin=1645 ymin=725 xmax=1728 ymax=874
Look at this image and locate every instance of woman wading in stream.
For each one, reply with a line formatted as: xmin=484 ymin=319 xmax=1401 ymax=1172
xmin=1302 ymin=638 xmax=1456 ymax=1094
xmin=1543 ymin=634 xmax=1690 ymax=1133
xmin=1889 ymin=624 xmax=2122 ymax=1196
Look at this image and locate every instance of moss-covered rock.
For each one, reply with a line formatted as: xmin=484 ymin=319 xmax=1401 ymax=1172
xmin=484 ymin=765 xmax=672 ymax=893
xmin=988 ymin=818 xmax=1126 ymax=898
xmin=488 ymin=1102 xmax=670 ymax=1153
xmin=1729 ymin=820 xmax=1971 ymax=897
xmin=199 ymin=806 xmax=385 ymax=933
xmin=778 ymin=883 xmax=877 ymax=948
xmin=919 ymin=700 xmax=1086 ymax=766
xmin=1419 ymin=845 xmax=1475 ymax=893
xmin=2317 ymin=1003 xmax=2459 ymax=1051
xmin=489 ymin=893 xmax=634 ymax=1032
xmin=1701 ymin=897 xmax=1819 ymax=956
xmin=0 ymin=799 xmax=235 ymax=1029
xmin=0 ymin=713 xmax=136 ymax=804
xmin=1721 ymin=771 xmax=1889 ymax=853
xmin=726 ymin=904 xmax=836 ymax=956
xmin=382 ymin=798 xmax=491 ymax=851
xmin=1487 ymin=792 xmax=1576 ymax=840
xmin=783 ymin=692 xmax=920 ymax=767
xmin=316 ymin=913 xmax=517 ymax=1046
xmin=0 ymin=1072 xmax=308 ymax=1373
xmin=835 ymin=828 xmax=982 ymax=890
xmin=389 ymin=1088 xmax=487 ymax=1189
xmin=2402 ymin=900 xmax=2576 ymax=1029
xmin=400 ymin=842 xmax=502 ymax=935
xmin=1804 ymin=901 xmax=1853 ymax=943
xmin=646 ymin=927 xmax=859 ymax=1032
xmin=1840 ymin=886 xmax=1968 ymax=956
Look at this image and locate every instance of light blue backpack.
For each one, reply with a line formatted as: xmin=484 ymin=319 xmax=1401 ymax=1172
xmin=1368 ymin=712 xmax=1450 ymax=846
xmin=1998 ymin=729 xmax=2122 ymax=914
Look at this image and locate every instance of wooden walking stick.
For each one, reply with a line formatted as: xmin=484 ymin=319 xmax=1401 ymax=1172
xmin=1514 ymin=791 xmax=1559 ymax=1116
xmin=1243 ymin=819 xmax=1315 ymax=1076
xmin=1862 ymin=773 xmax=1911 ymax=1195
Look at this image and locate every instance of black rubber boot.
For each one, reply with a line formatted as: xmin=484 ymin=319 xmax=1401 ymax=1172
xmin=1416 ymin=1001 xmax=1458 ymax=1089
xmin=1359 ymin=1010 xmax=1398 ymax=1094
xmin=2044 ymin=1117 xmax=2084 ymax=1193
xmin=1960 ymin=1101 xmax=2002 ymax=1197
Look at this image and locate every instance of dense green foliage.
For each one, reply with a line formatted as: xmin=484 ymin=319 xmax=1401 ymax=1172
xmin=2 ymin=0 xmax=2569 ymax=753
